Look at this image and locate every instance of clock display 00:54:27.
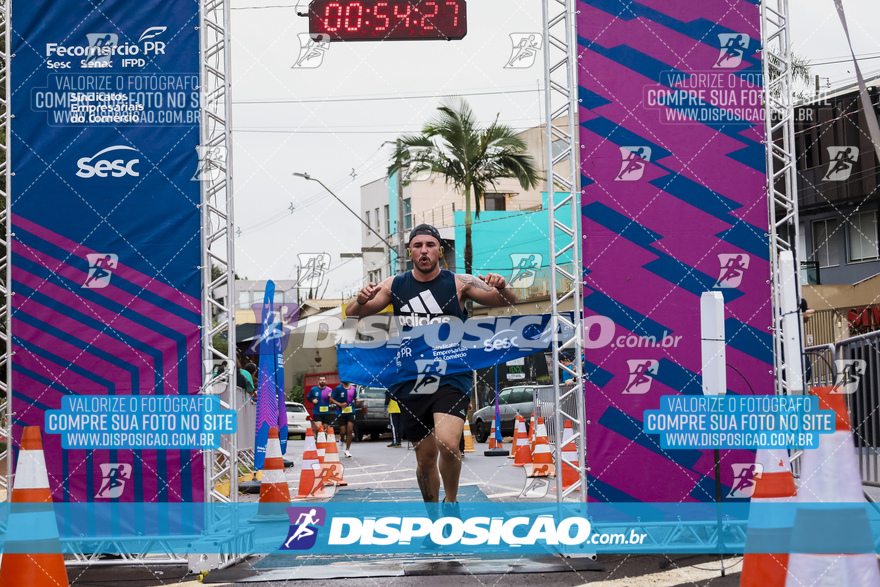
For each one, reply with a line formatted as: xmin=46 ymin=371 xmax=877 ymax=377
xmin=308 ymin=0 xmax=467 ymax=41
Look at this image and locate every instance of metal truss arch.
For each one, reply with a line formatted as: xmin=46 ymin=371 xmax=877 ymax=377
xmin=542 ymin=0 xmax=586 ymax=503
xmin=761 ymin=0 xmax=802 ymax=397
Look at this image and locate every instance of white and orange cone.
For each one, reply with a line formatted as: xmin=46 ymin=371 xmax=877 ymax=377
xmin=254 ymin=427 xmax=291 ymax=520
xmin=511 ymin=415 xmax=532 ymax=467
xmin=462 ymin=420 xmax=475 ymax=453
xmin=322 ymin=429 xmax=348 ymax=487
xmin=529 ymin=412 xmax=537 ymax=456
xmin=487 ymin=418 xmax=501 ymax=451
xmin=785 ymin=386 xmax=880 ymax=587
xmin=558 ymin=420 xmax=579 ymax=491
xmin=0 ymin=426 xmax=69 ymax=587
xmin=525 ymin=418 xmax=554 ymax=478
xmin=295 ymin=428 xmax=327 ymax=499
xmin=740 ymin=446 xmax=797 ymax=587
xmin=316 ymin=424 xmax=328 ymax=464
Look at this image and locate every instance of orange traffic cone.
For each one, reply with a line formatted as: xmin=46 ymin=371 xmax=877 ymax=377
xmin=529 ymin=412 xmax=537 ymax=456
xmin=484 ymin=418 xmax=509 ymax=456
xmin=740 ymin=446 xmax=797 ymax=587
xmin=487 ymin=418 xmax=499 ymax=450
xmin=785 ymin=386 xmax=880 ymax=586
xmin=322 ymin=429 xmax=348 ymax=487
xmin=558 ymin=420 xmax=579 ymax=490
xmin=0 ymin=426 xmax=69 ymax=587
xmin=462 ymin=420 xmax=475 ymax=453
xmin=254 ymin=427 xmax=291 ymax=520
xmin=295 ymin=428 xmax=327 ymax=499
xmin=511 ymin=415 xmax=532 ymax=467
xmin=316 ymin=424 xmax=328 ymax=463
xmin=525 ymin=418 xmax=554 ymax=478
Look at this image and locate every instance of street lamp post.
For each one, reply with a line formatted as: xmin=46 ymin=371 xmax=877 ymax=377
xmin=292 ymin=172 xmax=395 ymax=251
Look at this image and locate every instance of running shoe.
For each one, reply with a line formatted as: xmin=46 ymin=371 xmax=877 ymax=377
xmin=344 ymin=449 xmax=352 ymax=458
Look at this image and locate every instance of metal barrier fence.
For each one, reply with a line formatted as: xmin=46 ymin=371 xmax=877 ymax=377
xmin=837 ymin=330 xmax=880 ymax=486
xmin=533 ymin=382 xmax=578 ymax=445
xmin=807 ymin=331 xmax=880 ymax=487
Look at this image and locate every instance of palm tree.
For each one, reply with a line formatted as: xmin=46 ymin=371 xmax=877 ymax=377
xmin=388 ymin=98 xmax=540 ymax=293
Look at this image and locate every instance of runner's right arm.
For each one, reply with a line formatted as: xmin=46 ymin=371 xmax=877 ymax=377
xmin=345 ymin=276 xmax=394 ymax=318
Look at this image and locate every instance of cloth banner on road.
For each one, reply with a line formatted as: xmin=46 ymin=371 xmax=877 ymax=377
xmin=254 ymin=281 xmax=287 ymax=470
xmin=10 ymin=0 xmax=202 ymax=505
xmin=578 ymin=0 xmax=772 ymax=503
xmin=337 ymin=314 xmax=572 ymax=389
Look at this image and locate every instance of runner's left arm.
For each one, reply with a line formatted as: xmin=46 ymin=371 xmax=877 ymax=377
xmin=456 ymin=273 xmax=517 ymax=307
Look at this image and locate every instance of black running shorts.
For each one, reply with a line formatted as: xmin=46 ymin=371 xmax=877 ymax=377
xmin=398 ymin=385 xmax=469 ymax=443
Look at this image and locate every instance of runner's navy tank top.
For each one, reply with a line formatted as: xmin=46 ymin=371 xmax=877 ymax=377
xmin=388 ymin=270 xmax=471 ymax=399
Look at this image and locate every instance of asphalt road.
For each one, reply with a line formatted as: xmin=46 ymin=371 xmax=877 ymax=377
xmin=63 ymin=436 xmax=751 ymax=586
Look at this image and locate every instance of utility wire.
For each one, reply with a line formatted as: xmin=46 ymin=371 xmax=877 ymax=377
xmin=234 ymin=87 xmax=542 ymax=105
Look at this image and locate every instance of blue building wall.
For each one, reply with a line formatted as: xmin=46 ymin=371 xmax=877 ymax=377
xmin=453 ymin=192 xmax=575 ymax=275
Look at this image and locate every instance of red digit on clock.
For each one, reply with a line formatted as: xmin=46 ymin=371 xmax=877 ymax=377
xmin=374 ymin=2 xmax=390 ymax=31
xmin=421 ymin=1 xmax=438 ymax=30
xmin=393 ymin=3 xmax=413 ymax=28
xmin=344 ymin=2 xmax=364 ymax=31
xmin=323 ymin=2 xmax=343 ymax=32
xmin=444 ymin=1 xmax=459 ymax=28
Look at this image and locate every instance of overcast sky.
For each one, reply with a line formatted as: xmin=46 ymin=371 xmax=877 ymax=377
xmin=227 ymin=0 xmax=880 ymax=299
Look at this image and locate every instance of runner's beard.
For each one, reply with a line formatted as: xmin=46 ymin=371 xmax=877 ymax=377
xmin=413 ymin=255 xmax=438 ymax=274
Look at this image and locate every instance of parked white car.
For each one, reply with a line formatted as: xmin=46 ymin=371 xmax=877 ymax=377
xmin=286 ymin=402 xmax=310 ymax=438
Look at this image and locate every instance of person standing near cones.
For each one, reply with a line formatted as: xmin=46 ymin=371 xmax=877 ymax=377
xmin=346 ymin=224 xmax=516 ymax=503
xmin=330 ymin=381 xmax=357 ymax=457
xmin=385 ymin=395 xmax=403 ymax=447
xmin=306 ymin=376 xmax=334 ymax=435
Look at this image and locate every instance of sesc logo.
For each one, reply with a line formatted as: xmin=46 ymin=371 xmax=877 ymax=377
xmin=77 ymin=146 xmax=141 ymax=178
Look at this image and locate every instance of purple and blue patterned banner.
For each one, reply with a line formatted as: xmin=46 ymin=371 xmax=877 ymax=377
xmin=10 ymin=0 xmax=203 ymax=503
xmin=254 ymin=281 xmax=287 ymax=470
xmin=578 ymin=0 xmax=772 ymax=503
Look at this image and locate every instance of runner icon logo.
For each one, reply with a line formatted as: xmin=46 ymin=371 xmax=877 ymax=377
xmin=518 ymin=474 xmax=550 ymax=499
xmin=411 ymin=359 xmax=447 ymax=395
xmin=293 ymin=33 xmax=330 ymax=69
xmin=727 ymin=463 xmax=763 ymax=498
xmin=190 ymin=145 xmax=227 ymax=182
xmin=95 ymin=463 xmax=132 ymax=499
xmin=713 ymin=33 xmax=750 ymax=69
xmin=83 ymin=253 xmax=119 ymax=289
xmin=281 ymin=507 xmax=327 ymax=550
xmin=509 ymin=253 xmax=542 ymax=288
xmin=84 ymin=33 xmax=118 ymax=66
xmin=615 ymin=146 xmax=652 ymax=182
xmin=297 ymin=253 xmax=331 ymax=289
xmin=622 ymin=359 xmax=658 ymax=395
xmin=714 ymin=254 xmax=750 ymax=289
xmin=505 ymin=33 xmax=542 ymax=69
xmin=310 ymin=463 xmax=345 ymax=498
xmin=831 ymin=359 xmax=867 ymax=394
xmin=823 ymin=146 xmax=859 ymax=181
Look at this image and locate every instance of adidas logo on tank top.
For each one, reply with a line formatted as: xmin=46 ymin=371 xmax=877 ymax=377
xmin=397 ymin=290 xmax=453 ymax=327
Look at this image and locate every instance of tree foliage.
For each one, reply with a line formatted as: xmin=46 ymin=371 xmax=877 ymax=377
xmin=387 ymin=98 xmax=540 ymax=294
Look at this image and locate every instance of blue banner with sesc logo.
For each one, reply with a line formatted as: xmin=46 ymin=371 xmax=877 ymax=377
xmin=337 ymin=314 xmax=574 ymax=390
xmin=10 ymin=0 xmax=203 ymax=507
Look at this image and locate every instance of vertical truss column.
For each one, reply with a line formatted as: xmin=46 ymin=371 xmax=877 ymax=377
xmin=200 ymin=0 xmax=238 ymax=507
xmin=762 ymin=0 xmax=801 ymax=397
xmin=0 ymin=0 xmax=10 ymax=499
xmin=542 ymin=0 xmax=585 ymax=503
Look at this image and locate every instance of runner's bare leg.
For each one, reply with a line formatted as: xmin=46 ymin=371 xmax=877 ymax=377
xmin=345 ymin=422 xmax=354 ymax=450
xmin=433 ymin=413 xmax=464 ymax=503
xmin=414 ymin=435 xmax=440 ymax=502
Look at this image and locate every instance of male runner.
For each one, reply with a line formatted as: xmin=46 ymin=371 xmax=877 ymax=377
xmin=330 ymin=381 xmax=358 ymax=457
xmin=345 ymin=224 xmax=516 ymax=503
xmin=305 ymin=376 xmax=334 ymax=434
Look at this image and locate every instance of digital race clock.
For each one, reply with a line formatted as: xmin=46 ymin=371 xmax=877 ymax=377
xmin=308 ymin=0 xmax=467 ymax=42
